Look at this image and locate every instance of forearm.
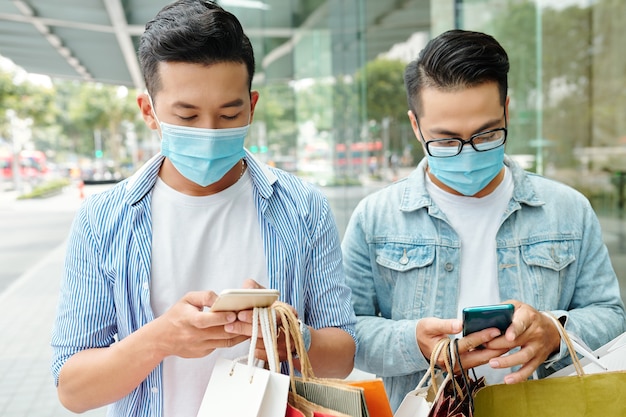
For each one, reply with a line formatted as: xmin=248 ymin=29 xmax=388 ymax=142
xmin=305 ymin=327 xmax=355 ymax=378
xmin=354 ymin=316 xmax=428 ymax=377
xmin=57 ymin=320 xmax=166 ymax=413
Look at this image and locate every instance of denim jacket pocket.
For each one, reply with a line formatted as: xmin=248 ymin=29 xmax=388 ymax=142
xmin=375 ymin=243 xmax=435 ymax=272
xmin=521 ymin=240 xmax=575 ymax=271
xmin=374 ymin=243 xmax=436 ymax=318
xmin=520 ymin=240 xmax=576 ymax=309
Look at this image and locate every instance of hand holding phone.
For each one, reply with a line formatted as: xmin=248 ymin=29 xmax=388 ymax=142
xmin=210 ymin=288 xmax=279 ymax=312
xmin=462 ymin=303 xmax=515 ymax=337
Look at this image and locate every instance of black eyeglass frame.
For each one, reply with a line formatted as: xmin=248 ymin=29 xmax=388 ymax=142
xmin=415 ymin=111 xmax=508 ymax=158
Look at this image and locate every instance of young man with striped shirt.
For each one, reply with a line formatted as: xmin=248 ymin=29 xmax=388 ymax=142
xmin=51 ymin=1 xmax=356 ymax=415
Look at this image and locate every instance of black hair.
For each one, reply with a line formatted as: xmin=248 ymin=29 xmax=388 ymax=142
xmin=138 ymin=0 xmax=255 ymax=97
xmin=404 ymin=29 xmax=509 ymax=117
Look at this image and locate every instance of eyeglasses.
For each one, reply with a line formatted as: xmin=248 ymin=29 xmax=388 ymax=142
xmin=416 ymin=118 xmax=508 ymax=158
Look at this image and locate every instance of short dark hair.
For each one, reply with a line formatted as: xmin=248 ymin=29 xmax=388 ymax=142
xmin=404 ymin=29 xmax=509 ymax=117
xmin=138 ymin=0 xmax=255 ymax=98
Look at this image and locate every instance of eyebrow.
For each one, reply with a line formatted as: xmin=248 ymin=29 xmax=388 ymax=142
xmin=220 ymin=98 xmax=244 ymax=109
xmin=171 ymin=98 xmax=245 ymax=110
xmin=429 ymin=117 xmax=503 ymax=137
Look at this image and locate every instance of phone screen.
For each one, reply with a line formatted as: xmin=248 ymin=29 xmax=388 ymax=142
xmin=462 ymin=303 xmax=514 ymax=336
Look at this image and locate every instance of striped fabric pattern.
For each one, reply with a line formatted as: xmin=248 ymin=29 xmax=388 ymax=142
xmin=51 ymin=150 xmax=357 ymax=417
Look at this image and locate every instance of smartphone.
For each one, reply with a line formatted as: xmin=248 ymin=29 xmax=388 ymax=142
xmin=462 ymin=303 xmax=515 ymax=336
xmin=210 ymin=288 xmax=280 ymax=312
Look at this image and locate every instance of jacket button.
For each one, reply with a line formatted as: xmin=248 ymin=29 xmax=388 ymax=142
xmin=444 ymin=263 xmax=454 ymax=272
xmin=399 ymin=249 xmax=409 ymax=265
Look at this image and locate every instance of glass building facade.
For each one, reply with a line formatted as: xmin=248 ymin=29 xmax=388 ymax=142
xmin=224 ymin=0 xmax=626 ymax=302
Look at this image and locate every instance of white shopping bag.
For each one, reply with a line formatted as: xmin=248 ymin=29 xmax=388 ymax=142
xmin=393 ymin=340 xmax=448 ymax=417
xmin=198 ymin=358 xmax=271 ymax=416
xmin=549 ymin=330 xmax=626 ymax=378
xmin=197 ymin=307 xmax=290 ymax=417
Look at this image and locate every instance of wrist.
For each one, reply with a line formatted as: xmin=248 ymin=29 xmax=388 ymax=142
xmin=298 ymin=319 xmax=312 ymax=352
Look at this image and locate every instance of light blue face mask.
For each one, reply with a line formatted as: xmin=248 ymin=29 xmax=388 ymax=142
xmin=150 ymin=96 xmax=248 ymax=187
xmin=427 ymin=145 xmax=505 ymax=196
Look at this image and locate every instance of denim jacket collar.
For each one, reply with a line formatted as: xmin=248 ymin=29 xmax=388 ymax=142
xmin=399 ymin=155 xmax=545 ymax=213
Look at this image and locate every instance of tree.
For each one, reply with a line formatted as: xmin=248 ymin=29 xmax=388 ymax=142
xmin=253 ymin=82 xmax=297 ymax=155
xmin=357 ymin=58 xmax=407 ymax=124
xmin=356 ymin=58 xmax=415 ymax=161
xmin=64 ymin=81 xmax=139 ymax=168
xmin=0 ymin=64 xmax=59 ymax=191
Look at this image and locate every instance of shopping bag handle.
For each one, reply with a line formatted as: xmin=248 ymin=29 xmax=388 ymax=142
xmin=273 ymin=303 xmax=315 ymax=393
xmin=247 ymin=307 xmax=280 ymax=372
xmin=541 ymin=312 xmax=585 ymax=376
xmin=407 ymin=337 xmax=453 ymax=395
xmin=454 ymin=338 xmax=475 ymax=411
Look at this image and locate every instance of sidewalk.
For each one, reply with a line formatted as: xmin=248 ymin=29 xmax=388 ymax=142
xmin=0 ymin=242 xmax=107 ymax=416
xmin=0 ymin=185 xmax=107 ymax=416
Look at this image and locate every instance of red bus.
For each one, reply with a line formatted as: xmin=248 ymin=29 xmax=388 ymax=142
xmin=0 ymin=150 xmax=48 ymax=182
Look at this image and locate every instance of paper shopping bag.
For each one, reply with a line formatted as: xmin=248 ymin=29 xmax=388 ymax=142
xmin=429 ymin=373 xmax=485 ymax=417
xmin=286 ymin=403 xmax=307 ymax=417
xmin=294 ymin=378 xmax=368 ymax=417
xmin=394 ymin=338 xmax=484 ymax=417
xmin=197 ymin=358 xmax=283 ymax=416
xmin=549 ymin=330 xmax=626 ymax=377
xmin=394 ymin=338 xmax=450 ymax=417
xmin=273 ymin=304 xmax=371 ymax=417
xmin=473 ymin=371 xmax=626 ymax=417
xmin=473 ymin=314 xmax=626 ymax=417
xmin=197 ymin=307 xmax=290 ymax=417
xmin=288 ymin=392 xmax=352 ymax=417
xmin=347 ymin=379 xmax=394 ymax=417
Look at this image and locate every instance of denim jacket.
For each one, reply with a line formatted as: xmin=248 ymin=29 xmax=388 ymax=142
xmin=342 ymin=156 xmax=626 ymax=411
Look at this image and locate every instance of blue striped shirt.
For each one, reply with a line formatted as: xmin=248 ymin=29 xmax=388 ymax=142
xmin=51 ymin=151 xmax=357 ymax=416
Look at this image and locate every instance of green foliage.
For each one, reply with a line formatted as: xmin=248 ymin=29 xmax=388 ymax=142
xmin=324 ymin=176 xmax=362 ymax=187
xmin=16 ymin=178 xmax=71 ymax=200
xmin=253 ymin=83 xmax=298 ymax=154
xmin=356 ymin=59 xmax=407 ymax=123
xmin=355 ymin=58 xmax=413 ymax=157
xmin=294 ymin=80 xmax=334 ymax=129
xmin=0 ymin=68 xmax=57 ymax=140
xmin=0 ymin=63 xmax=143 ymax=170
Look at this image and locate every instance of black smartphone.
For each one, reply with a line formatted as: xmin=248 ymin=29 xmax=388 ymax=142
xmin=462 ymin=303 xmax=515 ymax=336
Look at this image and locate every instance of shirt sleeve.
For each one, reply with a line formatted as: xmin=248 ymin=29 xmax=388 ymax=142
xmin=50 ymin=201 xmax=117 ymax=385
xmin=303 ymin=192 xmax=357 ymax=343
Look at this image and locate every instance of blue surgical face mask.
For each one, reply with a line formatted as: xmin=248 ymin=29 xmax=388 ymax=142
xmin=149 ymin=96 xmax=248 ymax=187
xmin=426 ymin=145 xmax=505 ymax=196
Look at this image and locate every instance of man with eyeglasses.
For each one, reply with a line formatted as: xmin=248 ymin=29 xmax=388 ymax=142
xmin=341 ymin=29 xmax=625 ymax=412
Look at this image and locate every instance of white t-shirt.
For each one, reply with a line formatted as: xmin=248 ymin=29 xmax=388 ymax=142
xmin=150 ymin=169 xmax=268 ymax=417
xmin=426 ymin=167 xmax=513 ymax=383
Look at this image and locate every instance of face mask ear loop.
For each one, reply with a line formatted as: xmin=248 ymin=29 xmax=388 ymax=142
xmin=147 ymin=94 xmax=162 ymax=135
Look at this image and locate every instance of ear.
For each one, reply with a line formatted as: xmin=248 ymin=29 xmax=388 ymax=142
xmin=137 ymin=93 xmax=158 ymax=130
xmin=504 ymin=96 xmax=510 ymax=123
xmin=407 ymin=110 xmax=419 ymax=138
xmin=248 ymin=90 xmax=260 ymax=123
xmin=408 ymin=110 xmax=429 ymax=156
